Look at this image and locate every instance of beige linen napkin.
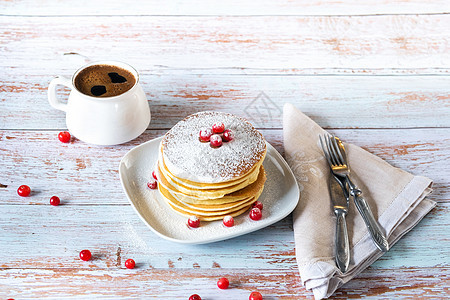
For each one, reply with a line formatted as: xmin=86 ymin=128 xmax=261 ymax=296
xmin=283 ymin=103 xmax=435 ymax=299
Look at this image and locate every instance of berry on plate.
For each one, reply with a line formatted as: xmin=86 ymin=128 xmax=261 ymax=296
xmin=188 ymin=216 xmax=200 ymax=228
xmin=252 ymin=201 xmax=263 ymax=211
xmin=249 ymin=207 xmax=262 ymax=221
xmin=147 ymin=179 xmax=157 ymax=189
xmin=223 ymin=215 xmax=234 ymax=227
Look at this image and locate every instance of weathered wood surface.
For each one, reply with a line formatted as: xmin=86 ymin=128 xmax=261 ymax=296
xmin=2 ymin=267 xmax=449 ymax=299
xmin=2 ymin=75 xmax=450 ymax=130
xmin=1 ymin=15 xmax=449 ymax=74
xmin=0 ymin=129 xmax=448 ymax=205
xmin=0 ymin=202 xmax=448 ymax=269
xmin=1 ymin=0 xmax=449 ymax=15
xmin=1 ymin=0 xmax=449 ymax=299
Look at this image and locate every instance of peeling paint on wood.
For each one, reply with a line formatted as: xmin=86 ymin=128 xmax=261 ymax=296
xmin=1 ymin=75 xmax=449 ymax=130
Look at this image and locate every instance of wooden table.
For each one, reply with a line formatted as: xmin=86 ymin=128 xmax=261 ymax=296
xmin=1 ymin=1 xmax=449 ymax=299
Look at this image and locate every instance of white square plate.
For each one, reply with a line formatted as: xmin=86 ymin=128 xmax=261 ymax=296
xmin=119 ymin=136 xmax=300 ymax=244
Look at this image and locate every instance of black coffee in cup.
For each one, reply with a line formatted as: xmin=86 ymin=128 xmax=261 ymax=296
xmin=74 ymin=64 xmax=136 ymax=97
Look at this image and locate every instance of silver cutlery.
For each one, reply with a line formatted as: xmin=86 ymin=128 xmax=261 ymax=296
xmin=321 ymin=134 xmax=389 ymax=252
xmin=320 ymin=136 xmax=351 ymax=272
xmin=329 ymin=172 xmax=351 ymax=272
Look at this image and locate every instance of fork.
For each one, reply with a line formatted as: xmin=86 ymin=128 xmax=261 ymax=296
xmin=319 ymin=136 xmax=350 ymax=272
xmin=322 ymin=134 xmax=389 ymax=252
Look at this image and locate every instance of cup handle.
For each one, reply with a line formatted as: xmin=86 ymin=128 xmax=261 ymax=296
xmin=48 ymin=76 xmax=72 ymax=112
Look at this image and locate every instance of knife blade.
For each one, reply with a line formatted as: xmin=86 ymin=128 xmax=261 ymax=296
xmin=329 ymin=173 xmax=350 ymax=273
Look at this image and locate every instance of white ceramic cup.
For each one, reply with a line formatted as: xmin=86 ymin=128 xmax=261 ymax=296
xmin=48 ymin=61 xmax=150 ymax=145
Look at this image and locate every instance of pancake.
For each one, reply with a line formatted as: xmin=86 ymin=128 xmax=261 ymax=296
xmin=159 ymin=184 xmax=259 ymax=216
xmin=157 ymin=160 xmax=264 ymax=200
xmin=158 ymin=165 xmax=266 ymax=205
xmin=156 ymin=111 xmax=267 ymax=221
xmin=158 ymin=145 xmax=265 ymax=190
xmin=167 ymin=202 xmax=253 ymax=222
xmin=179 ymin=196 xmax=255 ymax=211
xmin=162 ymin=111 xmax=266 ymax=183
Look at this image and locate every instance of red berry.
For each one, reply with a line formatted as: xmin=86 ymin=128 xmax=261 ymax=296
xmin=17 ymin=185 xmax=31 ymax=197
xmin=125 ymin=258 xmax=135 ymax=269
xmin=217 ymin=277 xmax=230 ymax=289
xmin=199 ymin=128 xmax=213 ymax=142
xmin=147 ymin=179 xmax=157 ymax=189
xmin=210 ymin=134 xmax=223 ymax=147
xmin=152 ymin=170 xmax=157 ymax=180
xmin=249 ymin=207 xmax=262 ymax=221
xmin=222 ymin=129 xmax=234 ymax=142
xmin=50 ymin=196 xmax=60 ymax=206
xmin=188 ymin=216 xmax=200 ymax=228
xmin=79 ymin=249 xmax=92 ymax=261
xmin=252 ymin=201 xmax=263 ymax=211
xmin=249 ymin=291 xmax=263 ymax=300
xmin=223 ymin=215 xmax=234 ymax=227
xmin=189 ymin=295 xmax=201 ymax=300
xmin=212 ymin=122 xmax=225 ymax=134
xmin=58 ymin=131 xmax=71 ymax=143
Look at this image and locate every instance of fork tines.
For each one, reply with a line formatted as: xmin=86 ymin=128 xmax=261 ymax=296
xmin=320 ymin=134 xmax=346 ymax=167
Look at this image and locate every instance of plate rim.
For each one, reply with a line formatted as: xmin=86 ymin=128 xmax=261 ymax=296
xmin=119 ymin=136 xmax=300 ymax=244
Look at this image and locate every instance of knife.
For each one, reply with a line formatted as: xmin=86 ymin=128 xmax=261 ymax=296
xmin=329 ymin=173 xmax=350 ymax=273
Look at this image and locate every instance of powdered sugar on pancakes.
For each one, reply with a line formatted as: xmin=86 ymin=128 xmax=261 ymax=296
xmin=162 ymin=111 xmax=266 ymax=183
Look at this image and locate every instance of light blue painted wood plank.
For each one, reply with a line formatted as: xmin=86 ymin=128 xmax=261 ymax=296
xmin=1 ymin=74 xmax=449 ymax=130
xmin=0 ymin=202 xmax=447 ymax=270
xmin=1 ymin=267 xmax=447 ymax=299
xmin=1 ymin=15 xmax=448 ymax=73
xmin=1 ymin=128 xmax=447 ymax=205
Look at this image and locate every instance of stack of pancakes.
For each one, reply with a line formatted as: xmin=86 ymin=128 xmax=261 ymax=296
xmin=156 ymin=111 xmax=267 ymax=221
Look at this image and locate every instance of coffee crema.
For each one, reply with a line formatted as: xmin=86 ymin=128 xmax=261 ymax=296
xmin=74 ymin=64 xmax=136 ymax=97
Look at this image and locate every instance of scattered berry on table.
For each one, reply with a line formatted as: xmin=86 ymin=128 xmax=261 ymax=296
xmin=79 ymin=249 xmax=92 ymax=261
xmin=212 ymin=122 xmax=225 ymax=134
xmin=249 ymin=291 xmax=263 ymax=300
xmin=188 ymin=216 xmax=200 ymax=228
xmin=210 ymin=134 xmax=223 ymax=148
xmin=125 ymin=258 xmax=136 ymax=269
xmin=199 ymin=128 xmax=213 ymax=142
xmin=222 ymin=129 xmax=234 ymax=142
xmin=147 ymin=179 xmax=157 ymax=189
xmin=49 ymin=196 xmax=60 ymax=206
xmin=217 ymin=277 xmax=230 ymax=289
xmin=252 ymin=201 xmax=263 ymax=211
xmin=152 ymin=170 xmax=158 ymax=180
xmin=249 ymin=207 xmax=262 ymax=221
xmin=58 ymin=131 xmax=71 ymax=143
xmin=189 ymin=294 xmax=201 ymax=300
xmin=17 ymin=185 xmax=31 ymax=197
xmin=223 ymin=215 xmax=234 ymax=227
